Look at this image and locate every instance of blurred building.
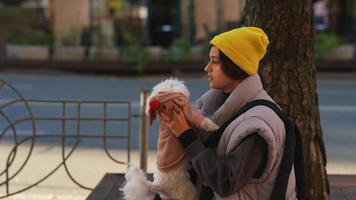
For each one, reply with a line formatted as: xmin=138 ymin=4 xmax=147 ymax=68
xmin=0 ymin=0 xmax=354 ymax=61
xmin=51 ymin=0 xmax=90 ymax=46
xmin=48 ymin=0 xmax=243 ymax=47
xmin=329 ymin=0 xmax=356 ymax=37
xmin=194 ymin=0 xmax=243 ymax=40
xmin=4 ymin=0 xmax=352 ymax=47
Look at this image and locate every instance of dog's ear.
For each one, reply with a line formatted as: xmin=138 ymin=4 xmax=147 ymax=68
xmin=146 ymin=96 xmax=160 ymax=126
xmin=147 ymin=108 xmax=156 ymax=125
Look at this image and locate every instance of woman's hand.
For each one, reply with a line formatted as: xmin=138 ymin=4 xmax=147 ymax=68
xmin=173 ymin=95 xmax=204 ymax=126
xmin=160 ymin=107 xmax=191 ymax=137
xmin=157 ymin=92 xmax=182 ymax=104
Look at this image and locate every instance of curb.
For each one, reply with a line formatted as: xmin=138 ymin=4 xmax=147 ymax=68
xmin=1 ymin=58 xmax=355 ymax=75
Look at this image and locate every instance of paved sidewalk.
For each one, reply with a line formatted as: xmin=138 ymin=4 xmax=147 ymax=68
xmin=1 ymin=142 xmax=355 ymax=200
xmin=0 ymin=143 xmax=158 ymax=200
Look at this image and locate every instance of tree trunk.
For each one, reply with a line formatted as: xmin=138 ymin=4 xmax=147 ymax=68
xmin=245 ymin=0 xmax=329 ymax=199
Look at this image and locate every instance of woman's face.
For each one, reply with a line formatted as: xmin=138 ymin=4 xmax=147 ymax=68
xmin=204 ymin=46 xmax=239 ymax=92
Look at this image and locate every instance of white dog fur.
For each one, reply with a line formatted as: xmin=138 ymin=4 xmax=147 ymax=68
xmin=121 ymin=78 xmax=219 ymax=200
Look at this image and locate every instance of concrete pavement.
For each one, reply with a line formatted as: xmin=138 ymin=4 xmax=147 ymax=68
xmin=0 ymin=143 xmax=159 ymax=200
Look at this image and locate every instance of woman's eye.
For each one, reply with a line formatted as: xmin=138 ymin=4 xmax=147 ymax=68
xmin=211 ymin=58 xmax=220 ymax=63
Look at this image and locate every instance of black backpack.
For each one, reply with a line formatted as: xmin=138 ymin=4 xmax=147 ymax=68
xmin=203 ymin=99 xmax=305 ymax=200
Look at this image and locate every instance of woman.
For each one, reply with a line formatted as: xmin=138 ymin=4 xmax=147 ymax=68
xmin=160 ymin=27 xmax=297 ymax=199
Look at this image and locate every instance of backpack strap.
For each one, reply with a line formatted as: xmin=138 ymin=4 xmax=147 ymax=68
xmin=203 ymin=99 xmax=305 ymax=199
xmin=204 ymin=99 xmax=269 ymax=148
xmin=251 ymin=100 xmax=305 ymax=200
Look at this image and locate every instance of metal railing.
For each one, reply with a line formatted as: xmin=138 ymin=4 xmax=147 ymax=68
xmin=0 ymin=80 xmax=145 ymax=198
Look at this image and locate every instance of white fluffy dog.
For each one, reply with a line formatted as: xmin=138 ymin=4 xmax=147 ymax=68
xmin=121 ymin=78 xmax=219 ymax=200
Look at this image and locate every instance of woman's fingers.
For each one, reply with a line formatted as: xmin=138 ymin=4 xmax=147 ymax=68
xmin=173 ymin=96 xmax=188 ymax=107
xmin=158 ymin=93 xmax=182 ymax=104
xmin=157 ymin=107 xmax=191 ymax=137
xmin=156 ymin=93 xmax=188 ymax=110
xmin=173 ymin=98 xmax=183 ymax=106
xmin=173 ymin=105 xmax=181 ymax=113
xmin=159 ymin=111 xmax=170 ymax=123
xmin=172 ymin=108 xmax=188 ymax=126
xmin=169 ymin=108 xmax=191 ymax=136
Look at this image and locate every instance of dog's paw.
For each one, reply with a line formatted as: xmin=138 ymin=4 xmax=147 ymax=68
xmin=199 ymin=118 xmax=219 ymax=132
xmin=121 ymin=166 xmax=153 ymax=200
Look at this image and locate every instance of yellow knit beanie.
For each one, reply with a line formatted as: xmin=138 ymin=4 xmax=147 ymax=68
xmin=210 ymin=27 xmax=269 ymax=75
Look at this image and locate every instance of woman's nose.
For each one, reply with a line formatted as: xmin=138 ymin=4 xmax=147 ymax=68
xmin=204 ymin=62 xmax=210 ymax=72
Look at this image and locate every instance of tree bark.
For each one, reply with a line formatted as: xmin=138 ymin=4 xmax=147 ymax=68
xmin=244 ymin=0 xmax=329 ymax=199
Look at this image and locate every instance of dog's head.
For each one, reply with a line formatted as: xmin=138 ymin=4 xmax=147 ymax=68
xmin=145 ymin=78 xmax=189 ymax=125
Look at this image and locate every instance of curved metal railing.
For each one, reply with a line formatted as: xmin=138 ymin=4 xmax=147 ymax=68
xmin=0 ymin=80 xmax=132 ymax=198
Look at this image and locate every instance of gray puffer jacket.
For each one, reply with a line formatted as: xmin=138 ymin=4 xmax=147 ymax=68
xmin=196 ymin=74 xmax=297 ymax=200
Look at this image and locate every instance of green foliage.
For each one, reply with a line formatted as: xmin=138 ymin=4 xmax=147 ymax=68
xmin=60 ymin=28 xmax=81 ymax=47
xmin=1 ymin=7 xmax=52 ymax=46
xmin=163 ymin=38 xmax=190 ymax=62
xmin=314 ymin=32 xmax=341 ymax=58
xmin=121 ymin=33 xmax=150 ymax=74
xmin=7 ymin=26 xmax=52 ymax=46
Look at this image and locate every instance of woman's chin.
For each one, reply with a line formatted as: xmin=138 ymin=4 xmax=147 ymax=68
xmin=209 ymin=83 xmax=217 ymax=89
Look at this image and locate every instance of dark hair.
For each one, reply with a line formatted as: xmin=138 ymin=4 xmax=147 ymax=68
xmin=219 ymin=50 xmax=249 ymax=80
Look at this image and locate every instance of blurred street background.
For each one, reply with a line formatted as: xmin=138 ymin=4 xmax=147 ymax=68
xmin=0 ymin=0 xmax=355 ymax=72
xmin=0 ymin=0 xmax=355 ymax=199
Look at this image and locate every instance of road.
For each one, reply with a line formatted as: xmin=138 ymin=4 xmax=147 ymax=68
xmin=0 ymin=71 xmax=355 ymax=161
xmin=0 ymin=71 xmax=355 ymax=199
xmin=0 ymin=70 xmax=356 ymax=157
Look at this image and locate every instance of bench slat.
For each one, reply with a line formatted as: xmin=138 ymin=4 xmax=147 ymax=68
xmin=87 ymin=174 xmax=125 ymax=200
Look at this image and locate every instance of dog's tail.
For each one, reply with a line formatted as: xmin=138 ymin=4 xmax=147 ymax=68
xmin=120 ymin=166 xmax=161 ymax=200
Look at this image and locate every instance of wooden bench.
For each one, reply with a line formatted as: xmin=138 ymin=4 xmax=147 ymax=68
xmin=86 ymin=173 xmax=356 ymax=200
xmin=329 ymin=175 xmax=356 ymax=200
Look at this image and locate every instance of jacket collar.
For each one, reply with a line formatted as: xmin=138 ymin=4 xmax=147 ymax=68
xmin=210 ymin=74 xmax=264 ymax=125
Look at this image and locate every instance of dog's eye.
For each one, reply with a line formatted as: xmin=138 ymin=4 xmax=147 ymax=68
xmin=162 ymin=105 xmax=166 ymax=110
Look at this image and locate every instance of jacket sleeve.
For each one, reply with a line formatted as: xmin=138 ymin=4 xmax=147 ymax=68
xmin=195 ymin=89 xmax=227 ymax=117
xmin=178 ymin=129 xmax=267 ymax=197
